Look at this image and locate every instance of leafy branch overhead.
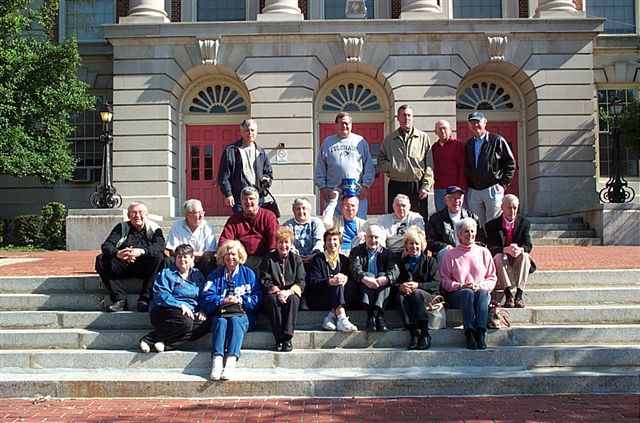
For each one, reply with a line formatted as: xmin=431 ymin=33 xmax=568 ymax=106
xmin=0 ymin=0 xmax=95 ymax=184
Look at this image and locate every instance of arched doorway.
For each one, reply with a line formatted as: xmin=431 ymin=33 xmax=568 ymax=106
xmin=456 ymin=77 xmax=522 ymax=198
xmin=315 ymin=77 xmax=390 ymax=215
xmin=181 ymin=78 xmax=250 ymax=216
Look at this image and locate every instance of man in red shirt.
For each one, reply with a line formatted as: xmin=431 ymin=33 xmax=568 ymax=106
xmin=219 ymin=186 xmax=279 ymax=273
xmin=431 ymin=120 xmax=466 ymax=212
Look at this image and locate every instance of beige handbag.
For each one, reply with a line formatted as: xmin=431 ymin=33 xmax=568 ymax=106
xmin=427 ymin=295 xmax=447 ymax=330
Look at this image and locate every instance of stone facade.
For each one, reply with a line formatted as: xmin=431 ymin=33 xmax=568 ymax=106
xmin=0 ymin=0 xmax=638 ymax=222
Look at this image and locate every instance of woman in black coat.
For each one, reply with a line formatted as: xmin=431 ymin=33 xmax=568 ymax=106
xmin=395 ymin=226 xmax=440 ymax=350
xmin=259 ymin=226 xmax=306 ymax=352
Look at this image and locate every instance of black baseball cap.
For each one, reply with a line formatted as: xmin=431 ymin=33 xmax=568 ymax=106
xmin=468 ymin=111 xmax=485 ymax=121
xmin=445 ymin=185 xmax=465 ymax=195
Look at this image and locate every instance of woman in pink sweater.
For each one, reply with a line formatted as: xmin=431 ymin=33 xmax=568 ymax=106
xmin=440 ymin=218 xmax=497 ymax=350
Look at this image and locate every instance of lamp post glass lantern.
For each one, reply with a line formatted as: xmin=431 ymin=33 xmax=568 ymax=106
xmin=599 ymin=95 xmax=636 ymax=203
xmin=89 ymin=102 xmax=122 ymax=209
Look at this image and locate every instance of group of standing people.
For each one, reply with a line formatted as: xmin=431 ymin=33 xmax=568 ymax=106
xmin=93 ymin=108 xmax=535 ymax=381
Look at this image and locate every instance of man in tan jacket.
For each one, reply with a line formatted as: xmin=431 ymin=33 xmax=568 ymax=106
xmin=377 ymin=104 xmax=433 ymax=221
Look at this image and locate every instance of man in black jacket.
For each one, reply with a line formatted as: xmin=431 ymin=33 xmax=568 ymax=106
xmin=95 ymin=201 xmax=165 ymax=312
xmin=218 ymin=119 xmax=273 ymax=213
xmin=485 ymin=194 xmax=535 ymax=308
xmin=426 ymin=186 xmax=486 ymax=263
xmin=464 ymin=111 xmax=516 ymax=226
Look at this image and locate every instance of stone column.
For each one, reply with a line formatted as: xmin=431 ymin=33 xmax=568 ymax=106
xmin=534 ymin=0 xmax=584 ymax=18
xmin=120 ymin=0 xmax=169 ymax=23
xmin=400 ymin=0 xmax=447 ymax=20
xmin=257 ymin=0 xmax=304 ymax=21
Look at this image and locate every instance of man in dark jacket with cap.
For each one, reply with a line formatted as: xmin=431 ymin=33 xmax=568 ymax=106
xmin=463 ymin=111 xmax=516 ymax=226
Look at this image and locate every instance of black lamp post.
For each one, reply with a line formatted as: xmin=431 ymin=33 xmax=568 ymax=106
xmin=90 ymin=102 xmax=122 ymax=209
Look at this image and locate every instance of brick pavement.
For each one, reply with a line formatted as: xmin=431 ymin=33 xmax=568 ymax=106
xmin=1 ymin=395 xmax=638 ymax=422
xmin=0 ymin=246 xmax=639 ymax=276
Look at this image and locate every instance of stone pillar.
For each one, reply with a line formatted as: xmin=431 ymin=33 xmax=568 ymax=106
xmin=120 ymin=0 xmax=169 ymax=23
xmin=257 ymin=0 xmax=304 ymax=21
xmin=534 ymin=0 xmax=584 ymax=18
xmin=400 ymin=0 xmax=447 ymax=20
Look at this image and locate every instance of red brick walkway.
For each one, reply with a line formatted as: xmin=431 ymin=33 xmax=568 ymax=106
xmin=1 ymin=246 xmax=639 ymax=276
xmin=1 ymin=395 xmax=638 ymax=422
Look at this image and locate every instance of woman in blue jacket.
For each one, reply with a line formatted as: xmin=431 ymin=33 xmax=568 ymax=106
xmin=139 ymin=244 xmax=209 ymax=353
xmin=200 ymin=240 xmax=262 ymax=381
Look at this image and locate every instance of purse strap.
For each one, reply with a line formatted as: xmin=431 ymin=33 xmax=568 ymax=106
xmin=263 ymin=187 xmax=277 ymax=202
xmin=428 ymin=295 xmax=446 ymax=310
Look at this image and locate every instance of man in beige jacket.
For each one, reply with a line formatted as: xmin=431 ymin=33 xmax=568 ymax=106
xmin=377 ymin=104 xmax=433 ymax=221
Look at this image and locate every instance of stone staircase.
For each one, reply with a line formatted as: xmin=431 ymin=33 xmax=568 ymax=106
xmin=0 ymin=269 xmax=638 ymax=398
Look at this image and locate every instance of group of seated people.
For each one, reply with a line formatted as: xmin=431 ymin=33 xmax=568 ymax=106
xmin=94 ymin=184 xmax=534 ymax=381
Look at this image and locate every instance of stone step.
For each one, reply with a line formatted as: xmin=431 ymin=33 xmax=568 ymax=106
xmin=3 ymin=269 xmax=639 ymax=293
xmin=2 ymin=300 xmax=640 ymax=330
xmin=530 ymin=223 xmax=590 ymax=231
xmin=1 ymin=366 xmax=637 ymax=398
xmin=1 ymin=325 xmax=639 ymax=350
xmin=534 ymin=237 xmax=602 ymax=246
xmin=527 ymin=216 xmax=584 ymax=224
xmin=530 ymin=230 xmax=597 ymax=238
xmin=2 ymin=345 xmax=638 ymax=370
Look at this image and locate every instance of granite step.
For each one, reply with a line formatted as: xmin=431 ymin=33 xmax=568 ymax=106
xmin=2 ymin=345 xmax=638 ymax=370
xmin=2 ymin=269 xmax=638 ymax=293
xmin=534 ymin=237 xmax=602 ymax=246
xmin=530 ymin=223 xmax=590 ymax=231
xmin=530 ymin=230 xmax=597 ymax=239
xmin=2 ymin=301 xmax=639 ymax=330
xmin=1 ymin=366 xmax=637 ymax=398
xmin=2 ymin=325 xmax=640 ymax=350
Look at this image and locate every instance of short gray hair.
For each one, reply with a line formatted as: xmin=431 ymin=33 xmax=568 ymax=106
xmin=502 ymin=194 xmax=519 ymax=206
xmin=292 ymin=197 xmax=312 ymax=211
xmin=367 ymin=223 xmax=387 ymax=246
xmin=240 ymin=119 xmax=257 ymax=129
xmin=455 ymin=217 xmax=477 ymax=236
xmin=127 ymin=201 xmax=148 ymax=213
xmin=183 ymin=199 xmax=203 ymax=215
xmin=393 ymin=193 xmax=411 ymax=205
xmin=241 ymin=186 xmax=259 ymax=198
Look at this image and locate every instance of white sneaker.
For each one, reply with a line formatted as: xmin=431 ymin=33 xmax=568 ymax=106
xmin=337 ymin=316 xmax=358 ymax=332
xmin=221 ymin=356 xmax=237 ymax=380
xmin=154 ymin=342 xmax=165 ymax=353
xmin=139 ymin=340 xmax=151 ymax=353
xmin=210 ymin=356 xmax=224 ymax=381
xmin=322 ymin=312 xmax=337 ymax=331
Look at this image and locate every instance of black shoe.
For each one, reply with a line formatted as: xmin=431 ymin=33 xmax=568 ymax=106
xmin=417 ymin=334 xmax=432 ymax=350
xmin=137 ymin=300 xmax=149 ymax=312
xmin=465 ymin=329 xmax=477 ymax=350
xmin=274 ymin=342 xmax=283 ymax=352
xmin=282 ymin=340 xmax=293 ymax=352
xmin=366 ymin=316 xmax=377 ymax=332
xmin=476 ymin=329 xmax=487 ymax=350
xmin=375 ymin=316 xmax=388 ymax=332
xmin=407 ymin=333 xmax=418 ymax=350
xmin=106 ymin=299 xmax=127 ymax=313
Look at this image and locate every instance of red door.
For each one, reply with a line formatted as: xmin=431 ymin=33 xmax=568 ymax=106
xmin=319 ymin=123 xmax=385 ymax=214
xmin=186 ymin=125 xmax=239 ymax=216
xmin=456 ymin=121 xmax=519 ymax=197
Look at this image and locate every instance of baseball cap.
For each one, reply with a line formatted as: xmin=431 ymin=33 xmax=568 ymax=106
xmin=445 ymin=185 xmax=465 ymax=196
xmin=467 ymin=111 xmax=485 ymax=121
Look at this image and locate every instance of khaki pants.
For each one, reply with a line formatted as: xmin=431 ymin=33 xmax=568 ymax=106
xmin=494 ymin=252 xmax=532 ymax=291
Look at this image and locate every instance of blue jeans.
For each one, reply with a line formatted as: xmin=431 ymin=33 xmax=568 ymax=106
xmin=211 ymin=314 xmax=249 ymax=359
xmin=434 ymin=188 xmax=446 ymax=212
xmin=444 ymin=288 xmax=491 ymax=331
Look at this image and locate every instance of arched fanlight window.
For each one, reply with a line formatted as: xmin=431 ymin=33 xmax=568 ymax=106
xmin=321 ymin=83 xmax=381 ymax=112
xmin=457 ymin=81 xmax=514 ymax=110
xmin=188 ymin=85 xmax=248 ymax=113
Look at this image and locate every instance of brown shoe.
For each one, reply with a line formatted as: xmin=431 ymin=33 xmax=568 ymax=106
xmin=503 ymin=298 xmax=515 ymax=308
xmin=515 ymin=299 xmax=525 ymax=308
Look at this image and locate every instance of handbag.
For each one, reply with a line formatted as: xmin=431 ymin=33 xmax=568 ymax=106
xmin=261 ymin=187 xmax=281 ymax=218
xmin=218 ymin=302 xmax=245 ymax=318
xmin=426 ymin=295 xmax=447 ymax=330
xmin=488 ymin=300 xmax=510 ymax=329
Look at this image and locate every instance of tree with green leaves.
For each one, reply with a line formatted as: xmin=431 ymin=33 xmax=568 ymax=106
xmin=0 ymin=0 xmax=95 ymax=185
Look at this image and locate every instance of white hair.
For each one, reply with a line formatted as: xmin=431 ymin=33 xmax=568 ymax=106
xmin=183 ymin=199 xmax=203 ymax=215
xmin=455 ymin=217 xmax=477 ymax=236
